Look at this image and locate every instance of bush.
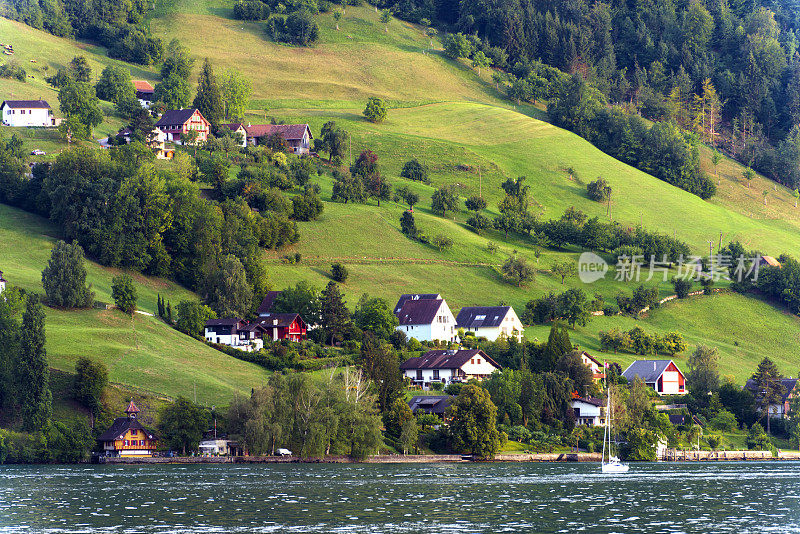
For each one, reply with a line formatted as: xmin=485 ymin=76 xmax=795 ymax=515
xmin=111 ymin=273 xmax=137 ymax=314
xmin=41 ymin=240 xmax=94 ymax=308
xmin=400 ymin=159 xmax=427 ymax=182
xmin=363 ymin=97 xmax=388 ymax=123
xmin=672 ymin=277 xmax=693 ymax=298
xmin=586 ymin=177 xmax=611 ymax=202
xmin=233 ymin=0 xmax=270 ymax=20
xmin=501 ymin=255 xmax=534 ymax=287
xmin=331 ymin=262 xmax=349 ymax=283
xmin=467 ymin=213 xmax=491 ymax=234
xmin=431 ymin=235 xmax=453 ymax=252
xmin=430 ymin=381 xmax=444 ymax=391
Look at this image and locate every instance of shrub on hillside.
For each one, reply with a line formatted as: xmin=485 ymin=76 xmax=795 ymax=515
xmin=586 ymin=177 xmax=612 ymax=202
xmin=331 ymin=262 xmax=349 ymax=283
xmin=41 ymin=240 xmax=94 ymax=309
xmin=233 ymin=0 xmax=271 ymax=20
xmin=363 ymin=97 xmax=388 ymax=123
xmin=400 ymin=159 xmax=428 ymax=182
xmin=672 ymin=277 xmax=693 ymax=299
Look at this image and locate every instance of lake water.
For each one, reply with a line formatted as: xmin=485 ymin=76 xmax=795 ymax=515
xmin=1 ymin=461 xmax=799 ymax=533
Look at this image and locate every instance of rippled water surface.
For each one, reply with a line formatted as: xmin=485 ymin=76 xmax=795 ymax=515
xmin=1 ymin=461 xmax=800 ymax=533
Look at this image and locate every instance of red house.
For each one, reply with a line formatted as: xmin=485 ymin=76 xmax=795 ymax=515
xmin=622 ymin=360 xmax=686 ymax=396
xmin=258 ymin=313 xmax=307 ymax=342
xmin=155 ymin=108 xmax=210 ymax=144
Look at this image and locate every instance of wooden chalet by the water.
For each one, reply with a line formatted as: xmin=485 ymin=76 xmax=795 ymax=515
xmin=96 ymin=401 xmax=157 ymax=457
xmin=155 ymin=108 xmax=210 ymax=144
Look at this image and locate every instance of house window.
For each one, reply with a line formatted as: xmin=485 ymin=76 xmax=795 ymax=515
xmin=20 ymin=110 xmax=25 ymax=115
xmin=124 ymin=440 xmax=129 ymax=446
xmin=433 ymin=370 xmax=440 ymax=380
xmin=470 ymin=359 xmax=474 ymax=364
xmin=476 ymin=358 xmax=481 ymax=364
xmin=416 ymin=370 xmax=423 ymax=380
xmin=131 ymin=429 xmax=137 ymax=436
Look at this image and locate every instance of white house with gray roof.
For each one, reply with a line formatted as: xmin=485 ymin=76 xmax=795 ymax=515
xmin=1 ymin=100 xmax=56 ymax=127
xmin=622 ymin=360 xmax=686 ymax=396
xmin=455 ymin=305 xmax=523 ymax=341
xmin=393 ymin=293 xmax=457 ymax=342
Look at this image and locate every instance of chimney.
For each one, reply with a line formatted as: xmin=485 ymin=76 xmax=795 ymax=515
xmin=653 ymin=362 xmax=656 ymax=371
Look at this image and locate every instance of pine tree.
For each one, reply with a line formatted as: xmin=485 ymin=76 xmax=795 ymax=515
xmin=18 ymin=295 xmax=51 ymax=431
xmin=540 ymin=322 xmax=573 ymax=372
xmin=192 ymin=58 xmax=223 ymax=129
xmin=320 ymin=281 xmax=352 ymax=345
xmin=167 ymin=301 xmax=173 ymax=324
xmin=751 ymin=357 xmax=785 ymax=435
xmin=157 ymin=294 xmax=164 ymax=318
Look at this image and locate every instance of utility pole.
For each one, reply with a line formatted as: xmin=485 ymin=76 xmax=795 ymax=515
xmin=479 ymin=166 xmax=482 ymax=198
xmin=708 ymin=240 xmax=713 ymax=259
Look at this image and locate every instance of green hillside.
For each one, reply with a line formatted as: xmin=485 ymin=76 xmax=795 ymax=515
xmin=0 ymin=204 xmax=271 ymax=404
xmin=2 ymin=0 xmax=800 ymax=395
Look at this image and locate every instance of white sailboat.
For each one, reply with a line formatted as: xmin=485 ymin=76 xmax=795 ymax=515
xmin=601 ymin=387 xmax=629 ymax=473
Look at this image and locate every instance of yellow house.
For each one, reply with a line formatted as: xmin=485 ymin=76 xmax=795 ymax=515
xmin=97 ymin=401 xmax=158 ymax=457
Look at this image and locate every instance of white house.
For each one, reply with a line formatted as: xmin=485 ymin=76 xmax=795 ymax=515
xmin=203 ymin=318 xmax=265 ymax=352
xmin=571 ymin=396 xmax=605 ymax=427
xmin=1 ymin=100 xmax=57 ymax=127
xmin=0 ymin=271 xmax=6 ymax=294
xmin=400 ymin=349 xmax=501 ymax=389
xmin=744 ymin=377 xmax=798 ymax=418
xmin=394 ymin=293 xmax=457 ymax=342
xmin=622 ymin=360 xmax=686 ymax=396
xmin=578 ymin=351 xmax=605 ymax=382
xmin=455 ymin=305 xmax=524 ymax=341
xmin=133 ymin=81 xmax=154 ymax=108
xmin=221 ymin=122 xmax=248 ymax=147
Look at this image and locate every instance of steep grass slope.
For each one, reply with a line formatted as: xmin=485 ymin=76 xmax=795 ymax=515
xmin=0 ymin=204 xmax=270 ymax=404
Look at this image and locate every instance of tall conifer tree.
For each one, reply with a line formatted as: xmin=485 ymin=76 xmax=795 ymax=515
xmin=18 ymin=295 xmax=51 ymax=431
xmin=192 ymin=58 xmax=223 ymax=129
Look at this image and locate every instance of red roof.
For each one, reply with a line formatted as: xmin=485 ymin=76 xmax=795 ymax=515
xmin=244 ymin=124 xmax=312 ymax=141
xmin=125 ymin=400 xmax=140 ymax=414
xmin=133 ymin=81 xmax=154 ymax=92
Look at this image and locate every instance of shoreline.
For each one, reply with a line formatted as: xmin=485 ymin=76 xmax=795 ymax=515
xmin=93 ymin=449 xmax=794 ymax=465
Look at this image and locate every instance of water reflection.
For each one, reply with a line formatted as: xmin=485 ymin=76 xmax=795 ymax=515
xmin=1 ymin=462 xmax=800 ymax=532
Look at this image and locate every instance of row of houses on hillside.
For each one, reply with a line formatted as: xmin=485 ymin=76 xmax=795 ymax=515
xmin=203 ymin=291 xmax=308 ymax=352
xmin=393 ymin=293 xmax=524 ymax=343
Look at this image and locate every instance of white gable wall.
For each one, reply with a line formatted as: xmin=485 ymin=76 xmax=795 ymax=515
xmin=2 ymin=104 xmax=52 ymax=127
xmin=396 ymin=299 xmax=457 ymax=342
xmin=467 ymin=308 xmax=524 ymax=341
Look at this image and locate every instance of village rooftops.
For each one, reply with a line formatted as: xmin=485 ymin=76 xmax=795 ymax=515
xmin=622 ymin=360 xmax=677 ymax=383
xmin=394 ymin=293 xmax=441 ymax=314
xmin=204 ymin=318 xmax=244 ymax=328
xmin=395 ymin=298 xmax=445 ymax=326
xmin=257 ymin=291 xmax=282 ymax=315
xmin=244 ymin=124 xmax=312 ymax=141
xmin=572 ymin=395 xmax=605 ymax=407
xmin=408 ymin=395 xmax=452 ymax=415
xmin=744 ymin=377 xmax=798 ymax=403
xmin=1 ymin=99 xmax=50 ymax=109
xmin=455 ymin=306 xmax=512 ymax=329
xmin=258 ymin=313 xmax=304 ymax=328
xmin=155 ymin=108 xmax=204 ymax=127
xmin=400 ymin=349 xmax=501 ymax=371
xmin=132 ymin=81 xmax=154 ymax=93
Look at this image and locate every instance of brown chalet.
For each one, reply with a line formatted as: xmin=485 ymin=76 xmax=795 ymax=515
xmin=133 ymin=81 xmax=155 ymax=108
xmin=97 ymin=401 xmax=157 ymax=457
xmin=155 ymin=108 xmax=210 ymax=144
xmin=241 ymin=123 xmax=313 ymax=154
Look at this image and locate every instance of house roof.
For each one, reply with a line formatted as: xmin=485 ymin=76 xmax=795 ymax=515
xmin=205 ymin=318 xmax=243 ymax=327
xmin=125 ymin=400 xmax=140 ymax=414
xmin=760 ymin=255 xmax=781 ymax=268
xmin=155 ymin=108 xmax=206 ymax=127
xmin=221 ymin=123 xmax=245 ymax=132
xmin=400 ymin=349 xmax=500 ymax=371
xmin=456 ymin=306 xmax=511 ymax=329
xmin=394 ymin=294 xmax=441 ymax=314
xmin=580 ymin=351 xmax=602 ymax=368
xmin=408 ymin=395 xmax=452 ymax=414
xmin=132 ymin=81 xmax=154 ymax=93
xmin=395 ymin=298 xmax=444 ymax=326
xmin=571 ymin=396 xmax=605 ymax=407
xmin=257 ymin=291 xmax=282 ymax=314
xmin=1 ymin=99 xmax=50 ymax=109
xmin=244 ymin=124 xmax=312 ymax=141
xmin=258 ymin=313 xmax=305 ymax=328
xmin=744 ymin=378 xmax=797 ymax=403
xmin=97 ymin=417 xmax=156 ymax=442
xmin=622 ymin=360 xmax=682 ymax=383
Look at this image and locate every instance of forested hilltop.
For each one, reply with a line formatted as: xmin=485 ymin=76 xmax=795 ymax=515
xmin=380 ymin=0 xmax=800 ymax=189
